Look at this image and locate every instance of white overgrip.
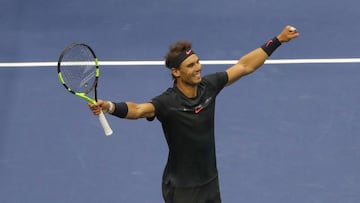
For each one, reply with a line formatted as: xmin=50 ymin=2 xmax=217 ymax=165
xmin=98 ymin=111 xmax=113 ymax=136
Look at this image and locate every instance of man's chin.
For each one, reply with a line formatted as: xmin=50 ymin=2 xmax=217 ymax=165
xmin=193 ymin=77 xmax=202 ymax=84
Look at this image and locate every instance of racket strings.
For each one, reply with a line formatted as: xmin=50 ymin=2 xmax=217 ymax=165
xmin=60 ymin=45 xmax=97 ymax=94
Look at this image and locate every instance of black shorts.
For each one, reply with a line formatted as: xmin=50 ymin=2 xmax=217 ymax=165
xmin=162 ymin=177 xmax=221 ymax=203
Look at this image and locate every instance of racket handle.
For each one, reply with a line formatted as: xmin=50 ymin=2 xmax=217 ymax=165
xmin=98 ymin=111 xmax=113 ymax=136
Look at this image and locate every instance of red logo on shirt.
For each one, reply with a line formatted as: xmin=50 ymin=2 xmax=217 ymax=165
xmin=195 ymin=106 xmax=204 ymax=114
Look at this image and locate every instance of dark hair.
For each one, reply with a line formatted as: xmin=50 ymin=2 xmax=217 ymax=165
xmin=165 ymin=40 xmax=192 ymax=69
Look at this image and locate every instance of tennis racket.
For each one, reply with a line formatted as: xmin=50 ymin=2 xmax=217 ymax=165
xmin=57 ymin=42 xmax=113 ymax=136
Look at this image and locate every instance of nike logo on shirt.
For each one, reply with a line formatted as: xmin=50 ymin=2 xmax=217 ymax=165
xmin=195 ymin=106 xmax=204 ymax=114
xmin=175 ymin=97 xmax=212 ymax=113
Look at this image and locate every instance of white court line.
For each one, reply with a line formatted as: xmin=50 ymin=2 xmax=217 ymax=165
xmin=1 ymin=58 xmax=360 ymax=67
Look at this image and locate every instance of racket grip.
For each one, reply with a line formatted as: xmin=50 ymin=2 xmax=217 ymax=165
xmin=98 ymin=111 xmax=113 ymax=136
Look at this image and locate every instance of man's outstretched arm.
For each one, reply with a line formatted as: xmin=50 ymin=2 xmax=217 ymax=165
xmin=89 ymin=100 xmax=155 ymax=119
xmin=225 ymin=25 xmax=299 ymax=86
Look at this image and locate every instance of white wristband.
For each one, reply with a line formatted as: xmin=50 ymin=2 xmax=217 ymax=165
xmin=108 ymin=101 xmax=114 ymax=114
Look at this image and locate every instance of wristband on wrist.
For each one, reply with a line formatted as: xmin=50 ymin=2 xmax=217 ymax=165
xmin=261 ymin=37 xmax=281 ymax=56
xmin=108 ymin=101 xmax=114 ymax=114
xmin=111 ymin=102 xmax=128 ymax=118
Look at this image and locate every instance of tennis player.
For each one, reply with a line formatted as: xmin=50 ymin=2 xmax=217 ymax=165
xmin=89 ymin=25 xmax=299 ymax=203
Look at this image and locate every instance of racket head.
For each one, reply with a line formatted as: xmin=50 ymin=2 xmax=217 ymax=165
xmin=57 ymin=42 xmax=99 ymax=104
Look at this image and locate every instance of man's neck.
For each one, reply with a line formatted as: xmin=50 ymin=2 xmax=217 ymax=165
xmin=176 ymin=82 xmax=198 ymax=98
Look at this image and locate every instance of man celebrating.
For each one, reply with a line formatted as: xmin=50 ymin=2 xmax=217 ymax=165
xmin=89 ymin=25 xmax=299 ymax=203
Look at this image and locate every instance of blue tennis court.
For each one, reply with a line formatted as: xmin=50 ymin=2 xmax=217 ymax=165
xmin=1 ymin=0 xmax=359 ymax=202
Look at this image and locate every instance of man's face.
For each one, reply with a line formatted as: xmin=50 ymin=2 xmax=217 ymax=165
xmin=172 ymin=54 xmax=202 ymax=86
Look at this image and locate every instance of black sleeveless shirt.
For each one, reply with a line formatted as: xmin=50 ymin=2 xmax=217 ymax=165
xmin=150 ymin=72 xmax=228 ymax=187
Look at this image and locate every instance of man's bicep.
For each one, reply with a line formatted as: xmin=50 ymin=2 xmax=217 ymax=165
xmin=126 ymin=102 xmax=155 ymax=119
xmin=141 ymin=102 xmax=156 ymax=118
xmin=225 ymin=63 xmax=248 ymax=86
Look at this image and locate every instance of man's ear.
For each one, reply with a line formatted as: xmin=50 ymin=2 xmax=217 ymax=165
xmin=171 ymin=68 xmax=180 ymax=78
